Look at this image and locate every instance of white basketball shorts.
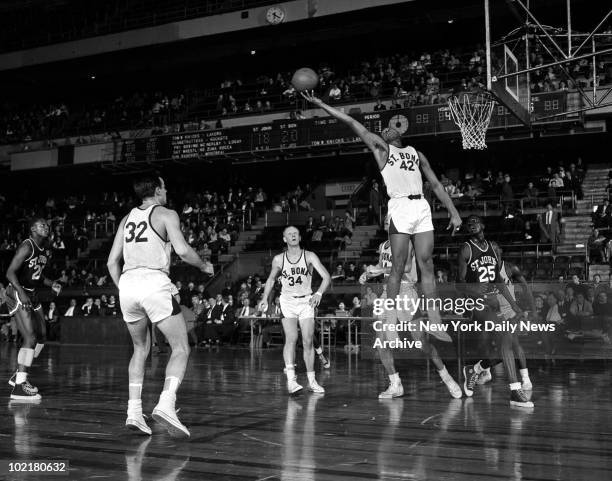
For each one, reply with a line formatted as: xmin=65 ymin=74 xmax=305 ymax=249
xmin=119 ymin=269 xmax=180 ymax=324
xmin=387 ymin=197 xmax=433 ymax=235
xmin=279 ymin=294 xmax=315 ymax=321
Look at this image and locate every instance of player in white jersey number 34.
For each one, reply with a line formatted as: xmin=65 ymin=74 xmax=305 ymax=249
xmin=302 ymin=91 xmax=462 ymax=341
xmin=260 ymin=226 xmax=331 ymax=394
xmin=107 ymin=175 xmax=213 ymax=439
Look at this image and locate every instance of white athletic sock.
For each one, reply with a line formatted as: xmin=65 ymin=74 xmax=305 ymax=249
xmin=285 ymin=365 xmax=296 ymax=381
xmin=34 ymin=343 xmax=44 ymax=358
xmin=473 ymin=360 xmax=483 ymax=374
xmin=127 ymin=399 xmax=142 ymax=416
xmin=307 ymin=371 xmax=316 ymax=384
xmin=509 ymin=382 xmax=522 ymax=391
xmin=16 ymin=371 xmax=27 ymax=384
xmin=389 ymin=372 xmax=400 ymax=385
xmin=129 ymin=383 xmax=142 ymax=400
xmin=163 ymin=376 xmax=180 ymax=394
xmin=520 ymin=368 xmax=530 ymax=381
xmin=158 ymin=377 xmax=179 ymax=408
xmin=438 ymin=366 xmax=451 ymax=382
xmin=18 ymin=348 xmax=35 ymax=367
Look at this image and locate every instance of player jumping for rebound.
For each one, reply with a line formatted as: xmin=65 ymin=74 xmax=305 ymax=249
xmin=302 ymin=91 xmax=462 ymax=342
xmin=5 ymin=218 xmax=61 ymax=401
xmin=362 ymin=220 xmax=462 ymax=399
xmin=457 ymin=215 xmax=533 ymax=408
xmin=107 ymin=175 xmax=213 ymax=438
xmin=260 ymin=226 xmax=331 ymax=394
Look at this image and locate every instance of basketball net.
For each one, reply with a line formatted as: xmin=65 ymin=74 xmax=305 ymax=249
xmin=447 ymin=93 xmax=495 ymax=150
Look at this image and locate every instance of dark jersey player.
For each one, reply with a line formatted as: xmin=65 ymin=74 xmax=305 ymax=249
xmin=5 ymin=218 xmax=62 ymax=401
xmin=457 ymin=215 xmax=533 ymax=408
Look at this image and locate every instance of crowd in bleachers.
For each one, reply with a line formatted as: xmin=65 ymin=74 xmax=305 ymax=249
xmin=4 ymin=32 xmax=611 ymax=145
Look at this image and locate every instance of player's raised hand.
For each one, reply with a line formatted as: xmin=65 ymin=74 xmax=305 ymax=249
xmin=300 ymin=90 xmax=322 ymax=105
xmin=447 ymin=213 xmax=463 ymax=236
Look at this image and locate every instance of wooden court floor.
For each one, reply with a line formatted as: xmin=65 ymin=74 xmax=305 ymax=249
xmin=1 ymin=343 xmax=611 ymax=480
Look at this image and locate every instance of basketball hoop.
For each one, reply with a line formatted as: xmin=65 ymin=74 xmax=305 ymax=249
xmin=447 ymin=93 xmax=495 ymax=150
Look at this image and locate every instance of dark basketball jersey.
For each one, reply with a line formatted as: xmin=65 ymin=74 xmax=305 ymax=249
xmin=18 ymin=238 xmax=50 ymax=290
xmin=464 ymin=239 xmax=499 ymax=293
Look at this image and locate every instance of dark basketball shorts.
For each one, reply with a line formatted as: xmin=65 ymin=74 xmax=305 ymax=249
xmin=4 ymin=284 xmax=42 ymax=315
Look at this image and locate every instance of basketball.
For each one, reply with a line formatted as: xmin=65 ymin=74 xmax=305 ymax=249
xmin=291 ymin=67 xmax=319 ymax=91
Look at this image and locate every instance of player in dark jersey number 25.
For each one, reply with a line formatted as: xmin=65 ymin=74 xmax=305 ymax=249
xmin=457 ymin=215 xmax=533 ymax=409
xmin=5 ymin=218 xmax=62 ymax=401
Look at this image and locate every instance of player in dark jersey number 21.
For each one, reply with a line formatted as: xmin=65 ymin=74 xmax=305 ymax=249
xmin=5 ymin=218 xmax=62 ymax=401
xmin=457 ymin=215 xmax=533 ymax=408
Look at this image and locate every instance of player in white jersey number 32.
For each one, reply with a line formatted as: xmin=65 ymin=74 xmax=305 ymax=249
xmin=107 ymin=175 xmax=213 ymax=438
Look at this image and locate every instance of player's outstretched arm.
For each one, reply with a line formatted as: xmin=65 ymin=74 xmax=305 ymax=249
xmin=107 ymin=216 xmax=128 ymax=287
xmin=418 ymin=151 xmax=462 ymax=235
xmin=306 ymin=251 xmax=331 ymax=308
xmin=6 ymin=241 xmax=34 ymax=307
xmin=164 ymin=209 xmax=212 ymax=273
xmin=301 ymin=91 xmax=388 ymax=167
xmin=510 ymin=262 xmax=536 ymax=314
xmin=260 ymin=255 xmax=282 ymax=312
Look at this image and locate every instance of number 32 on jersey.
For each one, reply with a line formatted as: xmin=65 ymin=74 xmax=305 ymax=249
xmin=125 ymin=221 xmax=148 ymax=243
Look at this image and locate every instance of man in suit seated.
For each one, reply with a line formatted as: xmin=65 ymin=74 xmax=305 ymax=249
xmin=261 ymin=296 xmax=284 ymax=348
xmin=235 ymin=297 xmax=257 ymax=343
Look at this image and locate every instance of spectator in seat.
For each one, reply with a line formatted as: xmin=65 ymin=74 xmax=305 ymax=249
xmin=593 ymin=292 xmax=612 ymax=343
xmin=568 ymin=291 xmax=593 ymax=336
xmin=345 ymin=262 xmax=358 ymax=283
xmin=304 ymin=216 xmax=315 ymax=240
xmin=361 ymin=285 xmax=377 ymax=316
xmin=332 ymin=263 xmax=346 ymax=283
xmin=64 ymin=299 xmax=77 ymax=317
xmin=588 ymin=228 xmax=609 ymax=263
xmin=523 ymin=182 xmax=539 ymax=208
xmin=107 ymin=295 xmax=118 ymax=316
xmin=219 ymin=291 xmax=237 ymax=344
xmin=94 ymin=298 xmax=103 ymax=315
xmin=373 ymin=99 xmax=387 ymax=111
xmin=81 ymin=297 xmax=97 ymax=316
xmin=46 ymin=302 xmax=60 ymax=341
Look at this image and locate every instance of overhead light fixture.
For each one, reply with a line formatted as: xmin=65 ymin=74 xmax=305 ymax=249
xmin=250 ymin=50 xmax=256 ymax=55
xmin=448 ymin=18 xmax=454 ymax=24
xmin=90 ymin=75 xmax=96 ymax=80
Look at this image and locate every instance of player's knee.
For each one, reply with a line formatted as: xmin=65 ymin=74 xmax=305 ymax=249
xmin=285 ymin=330 xmax=298 ymax=344
xmin=417 ymin=255 xmax=434 ymax=272
xmin=301 ymin=335 xmax=313 ymax=349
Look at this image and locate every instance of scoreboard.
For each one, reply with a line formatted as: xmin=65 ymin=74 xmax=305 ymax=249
xmin=119 ymin=92 xmax=567 ymax=163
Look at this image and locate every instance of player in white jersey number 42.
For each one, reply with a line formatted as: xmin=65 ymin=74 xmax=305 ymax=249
xmin=302 ymin=91 xmax=462 ymax=342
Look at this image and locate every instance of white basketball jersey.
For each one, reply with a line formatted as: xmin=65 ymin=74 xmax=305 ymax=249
xmin=378 ymin=240 xmax=417 ymax=283
xmin=381 ymin=144 xmax=423 ymax=198
xmin=122 ymin=205 xmax=171 ymax=274
xmin=279 ymin=250 xmax=312 ymax=296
